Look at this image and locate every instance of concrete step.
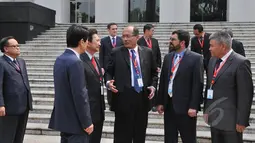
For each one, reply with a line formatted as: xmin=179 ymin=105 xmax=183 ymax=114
xmin=27 ymin=113 xmax=255 ymax=134
xmin=27 ymin=67 xmax=53 ymax=73
xmin=24 ymin=122 xmax=255 ymax=142
xmin=37 ymin=34 xmax=255 ymax=39
xmin=31 ymin=37 xmax=255 ymax=42
xmin=28 ymin=72 xmax=53 ymax=79
xmin=41 ymin=31 xmax=255 ymax=36
xmin=26 ymin=63 xmax=54 ymax=68
xmin=24 ymin=135 xmax=164 ymax=143
xmin=29 ymin=78 xmax=53 ymax=85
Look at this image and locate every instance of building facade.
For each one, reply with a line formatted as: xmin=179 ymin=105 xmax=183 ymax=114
xmin=1 ymin=0 xmax=255 ymax=23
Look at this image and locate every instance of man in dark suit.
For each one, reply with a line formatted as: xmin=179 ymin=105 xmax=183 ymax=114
xmin=204 ymin=31 xmax=253 ymax=143
xmin=49 ymin=25 xmax=93 ymax=143
xmin=105 ymin=26 xmax=158 ymax=143
xmin=0 ymin=36 xmax=33 ymax=143
xmin=80 ymin=29 xmax=105 ymax=143
xmin=99 ymin=22 xmax=123 ymax=110
xmin=191 ymin=24 xmax=211 ymax=72
xmin=137 ymin=24 xmax=162 ymax=111
xmin=157 ymin=30 xmax=204 ymax=143
xmin=221 ymin=28 xmax=246 ymax=57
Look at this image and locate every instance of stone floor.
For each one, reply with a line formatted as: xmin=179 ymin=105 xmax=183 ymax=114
xmin=24 ymin=135 xmax=164 ymax=143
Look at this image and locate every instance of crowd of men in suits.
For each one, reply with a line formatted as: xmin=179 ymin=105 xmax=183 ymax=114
xmin=0 ymin=22 xmax=252 ymax=143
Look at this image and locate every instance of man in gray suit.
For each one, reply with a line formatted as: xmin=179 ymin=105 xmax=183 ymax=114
xmin=204 ymin=31 xmax=253 ymax=143
xmin=0 ymin=36 xmax=33 ymax=143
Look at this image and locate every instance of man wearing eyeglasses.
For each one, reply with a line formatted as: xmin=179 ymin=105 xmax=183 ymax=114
xmin=0 ymin=36 xmax=33 ymax=143
xmin=105 ymin=26 xmax=158 ymax=143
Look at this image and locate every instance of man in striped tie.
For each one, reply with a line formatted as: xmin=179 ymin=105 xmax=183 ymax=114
xmin=105 ymin=26 xmax=158 ymax=143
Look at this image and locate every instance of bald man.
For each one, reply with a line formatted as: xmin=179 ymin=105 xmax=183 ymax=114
xmin=105 ymin=26 xmax=158 ymax=143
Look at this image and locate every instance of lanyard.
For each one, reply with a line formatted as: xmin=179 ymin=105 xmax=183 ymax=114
xmin=210 ymin=56 xmax=230 ymax=88
xmin=129 ymin=52 xmax=141 ymax=76
xmin=170 ymin=56 xmax=182 ymax=79
xmin=198 ymin=38 xmax=204 ymax=48
xmin=145 ymin=38 xmax=152 ymax=48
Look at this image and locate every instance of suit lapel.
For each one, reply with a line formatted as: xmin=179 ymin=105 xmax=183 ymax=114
xmin=167 ymin=53 xmax=174 ymax=82
xmin=138 ymin=46 xmax=145 ymax=78
xmin=3 ymin=55 xmax=20 ymax=72
xmin=95 ymin=57 xmax=103 ymax=78
xmin=175 ymin=50 xmax=189 ymax=77
xmin=214 ymin=52 xmax=234 ymax=83
xmin=17 ymin=58 xmax=24 ymax=73
xmin=83 ymin=53 xmax=100 ymax=78
xmin=116 ymin=36 xmax=122 ymax=47
xmin=121 ymin=47 xmax=130 ymax=67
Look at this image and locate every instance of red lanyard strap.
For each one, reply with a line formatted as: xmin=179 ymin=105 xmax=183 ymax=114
xmin=145 ymin=38 xmax=152 ymax=48
xmin=129 ymin=52 xmax=141 ymax=75
xmin=170 ymin=56 xmax=182 ymax=79
xmin=210 ymin=56 xmax=230 ymax=87
xmin=198 ymin=38 xmax=204 ymax=48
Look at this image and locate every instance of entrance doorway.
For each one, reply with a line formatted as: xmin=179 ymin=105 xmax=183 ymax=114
xmin=70 ymin=0 xmax=95 ymax=23
xmin=128 ymin=0 xmax=159 ymax=22
xmin=190 ymin=0 xmax=227 ymax=22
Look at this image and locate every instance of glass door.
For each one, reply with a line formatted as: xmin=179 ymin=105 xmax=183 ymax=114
xmin=190 ymin=0 xmax=227 ymax=22
xmin=70 ymin=0 xmax=95 ymax=23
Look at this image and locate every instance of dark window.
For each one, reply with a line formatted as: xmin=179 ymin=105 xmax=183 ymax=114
xmin=190 ymin=0 xmax=227 ymax=22
xmin=129 ymin=0 xmax=159 ymax=22
xmin=70 ymin=0 xmax=95 ymax=23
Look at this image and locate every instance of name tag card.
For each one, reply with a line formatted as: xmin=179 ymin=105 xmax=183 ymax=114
xmin=137 ymin=78 xmax=144 ymax=87
xmin=207 ymin=89 xmax=213 ymax=99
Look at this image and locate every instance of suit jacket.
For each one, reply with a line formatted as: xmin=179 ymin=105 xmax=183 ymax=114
xmin=105 ymin=46 xmax=158 ymax=111
xmin=80 ymin=52 xmax=105 ymax=123
xmin=137 ymin=37 xmax=162 ymax=68
xmin=49 ymin=49 xmax=92 ymax=135
xmin=204 ymin=51 xmax=253 ymax=131
xmin=157 ymin=50 xmax=204 ymax=114
xmin=191 ymin=33 xmax=211 ymax=70
xmin=232 ymin=39 xmax=245 ymax=57
xmin=0 ymin=55 xmax=32 ymax=115
xmin=99 ymin=36 xmax=123 ymax=70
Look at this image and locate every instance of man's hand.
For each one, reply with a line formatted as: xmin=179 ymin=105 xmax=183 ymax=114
xmin=203 ymin=114 xmax=208 ymax=124
xmin=188 ymin=108 xmax=197 ymax=117
xmin=84 ymin=124 xmax=94 ymax=135
xmin=107 ymin=80 xmax=118 ymax=93
xmin=156 ymin=67 xmax=161 ymax=73
xmin=0 ymin=106 xmax=5 ymax=116
xmin=147 ymin=86 xmax=155 ymax=99
xmin=101 ymin=68 xmax=105 ymax=75
xmin=157 ymin=105 xmax=164 ymax=114
xmin=236 ymin=124 xmax=246 ymax=133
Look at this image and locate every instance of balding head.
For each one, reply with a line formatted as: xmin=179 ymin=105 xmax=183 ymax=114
xmin=122 ymin=25 xmax=140 ymax=49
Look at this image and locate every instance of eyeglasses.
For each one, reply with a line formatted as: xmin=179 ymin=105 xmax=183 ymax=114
xmin=170 ymin=37 xmax=178 ymax=41
xmin=5 ymin=45 xmax=20 ymax=48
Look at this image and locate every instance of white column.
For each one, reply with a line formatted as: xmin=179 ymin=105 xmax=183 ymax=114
xmin=160 ymin=0 xmax=190 ymax=23
xmin=228 ymin=0 xmax=255 ymax=22
xmin=95 ymin=0 xmax=128 ymax=23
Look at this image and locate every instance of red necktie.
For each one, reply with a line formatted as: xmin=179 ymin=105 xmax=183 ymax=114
xmin=91 ymin=56 xmax=99 ymax=75
xmin=146 ymin=38 xmax=152 ymax=48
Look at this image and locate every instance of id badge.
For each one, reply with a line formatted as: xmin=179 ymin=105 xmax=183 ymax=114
xmin=207 ymin=89 xmax=213 ymax=99
xmin=101 ymin=85 xmax=104 ymax=96
xmin=137 ymin=78 xmax=144 ymax=87
xmin=168 ymin=82 xmax=172 ymax=95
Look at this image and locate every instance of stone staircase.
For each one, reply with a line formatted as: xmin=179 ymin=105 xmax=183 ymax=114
xmin=20 ymin=22 xmax=255 ymax=143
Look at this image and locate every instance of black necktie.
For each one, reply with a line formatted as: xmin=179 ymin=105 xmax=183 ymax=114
xmin=215 ymin=59 xmax=222 ymax=70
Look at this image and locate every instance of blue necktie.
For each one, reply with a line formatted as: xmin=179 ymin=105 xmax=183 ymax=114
xmin=112 ymin=37 xmax=116 ymax=47
xmin=131 ymin=49 xmax=142 ymax=93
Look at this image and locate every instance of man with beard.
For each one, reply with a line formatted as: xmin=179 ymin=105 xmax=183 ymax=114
xmin=157 ymin=30 xmax=204 ymax=143
xmin=80 ymin=29 xmax=105 ymax=143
